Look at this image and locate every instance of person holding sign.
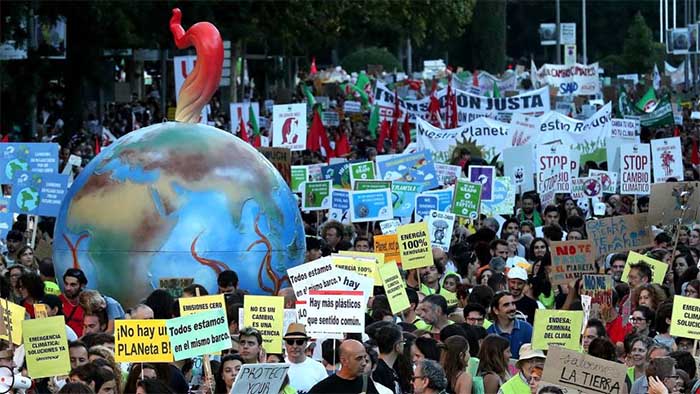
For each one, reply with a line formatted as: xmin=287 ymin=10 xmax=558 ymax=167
xmin=283 ymin=323 xmax=327 ymax=393
xmin=309 ymin=339 xmax=379 ymax=393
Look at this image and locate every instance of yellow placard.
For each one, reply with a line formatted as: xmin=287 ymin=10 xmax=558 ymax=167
xmin=396 ymin=222 xmax=433 ymax=270
xmin=115 ymin=319 xmax=173 ymax=363
xmin=532 ymin=310 xmax=584 ymax=351
xmin=670 ymin=295 xmax=700 ymax=339
xmin=442 ymin=290 xmax=459 ymax=308
xmin=338 ymin=250 xmax=384 ymax=284
xmin=332 ymin=255 xmax=379 ymax=285
xmin=23 ymin=316 xmax=71 ymax=378
xmin=0 ymin=298 xmax=26 ymax=345
xmin=378 ymin=261 xmax=410 ymax=314
xmin=34 ymin=303 xmax=49 ymax=319
xmin=243 ymin=295 xmax=284 ymax=354
xmin=621 ymin=251 xmax=669 ymax=285
xmin=179 ymin=294 xmax=226 ymax=316
xmin=374 ymin=234 xmax=401 ymax=265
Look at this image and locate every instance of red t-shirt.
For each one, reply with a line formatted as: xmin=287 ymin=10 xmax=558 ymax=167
xmin=59 ymin=294 xmax=85 ymax=337
xmin=605 ymin=315 xmax=632 ymax=345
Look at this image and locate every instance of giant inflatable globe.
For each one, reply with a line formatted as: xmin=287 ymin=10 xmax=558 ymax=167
xmin=53 ymin=123 xmax=306 ymax=307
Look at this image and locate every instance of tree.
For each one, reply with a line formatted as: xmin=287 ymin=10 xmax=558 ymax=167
xmin=461 ymin=0 xmax=506 ymax=73
xmin=622 ymin=12 xmax=665 ymax=74
xmin=341 ymin=47 xmax=401 ymax=72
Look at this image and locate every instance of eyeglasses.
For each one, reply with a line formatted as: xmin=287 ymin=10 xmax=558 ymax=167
xmin=285 ymin=339 xmax=307 ymax=346
xmin=411 ymin=376 xmax=426 ymax=381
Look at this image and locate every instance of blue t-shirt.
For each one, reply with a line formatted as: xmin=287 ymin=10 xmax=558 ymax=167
xmin=104 ymin=295 xmax=125 ymax=320
xmin=486 ymin=319 xmax=533 ymax=359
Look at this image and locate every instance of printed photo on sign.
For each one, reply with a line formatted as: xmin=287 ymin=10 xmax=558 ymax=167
xmin=426 ymin=210 xmax=455 ymax=251
xmin=302 ymin=180 xmax=331 ymax=211
xmin=434 ymin=163 xmax=461 ymax=186
xmin=350 ymin=189 xmax=393 ymax=222
xmin=480 ymin=177 xmax=516 ymax=216
xmin=376 ymin=150 xmax=439 ymax=191
xmin=467 ymin=165 xmax=495 ymax=201
xmin=272 ymin=103 xmax=307 ymax=151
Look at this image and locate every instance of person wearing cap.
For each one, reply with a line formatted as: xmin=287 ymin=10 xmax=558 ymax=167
xmin=284 ymin=323 xmax=327 ymax=394
xmin=60 ymin=268 xmax=88 ymax=337
xmin=507 ymin=266 xmax=539 ymax=325
xmin=497 ymin=344 xmax=545 ymax=394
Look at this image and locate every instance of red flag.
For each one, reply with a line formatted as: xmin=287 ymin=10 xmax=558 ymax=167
xmin=377 ymin=119 xmax=390 ymax=153
xmin=307 ymin=111 xmax=334 ymax=158
xmin=674 ymin=126 xmax=680 ymax=137
xmin=472 ymin=70 xmax=479 ymax=87
xmin=0 ymin=135 xmax=8 ymax=143
xmin=335 ymin=129 xmax=351 ymax=157
xmin=402 ymin=117 xmax=411 ymax=147
xmin=427 ymin=79 xmax=443 ymax=127
xmin=237 ymin=108 xmax=249 ymax=142
xmin=692 ymin=138 xmax=700 ymax=165
xmin=94 ymin=136 xmax=101 ymax=155
xmin=310 ymin=57 xmax=318 ymax=75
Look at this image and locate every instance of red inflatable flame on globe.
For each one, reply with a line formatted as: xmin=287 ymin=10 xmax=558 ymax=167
xmin=170 ymin=8 xmax=223 ymax=123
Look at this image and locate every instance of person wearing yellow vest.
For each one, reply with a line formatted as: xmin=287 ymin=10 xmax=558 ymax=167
xmin=416 ymin=294 xmax=453 ymax=339
xmin=497 ymin=344 xmax=545 ymax=394
xmin=39 ymin=258 xmax=61 ymax=296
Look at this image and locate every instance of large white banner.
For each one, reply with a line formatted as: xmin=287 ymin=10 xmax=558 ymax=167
xmin=272 ymin=104 xmax=307 ymax=151
xmin=536 ymin=62 xmax=600 ymax=96
xmin=415 ymin=117 xmax=517 ymax=164
xmin=374 ymin=82 xmax=550 ymax=125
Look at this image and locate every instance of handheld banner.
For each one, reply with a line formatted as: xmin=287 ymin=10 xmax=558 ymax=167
xmin=581 ymin=275 xmax=613 ymax=321
xmin=379 ymin=219 xmax=401 ymax=235
xmin=272 ymin=103 xmax=307 ymax=151
xmin=434 ymin=163 xmax=461 ymax=186
xmin=286 ymin=257 xmax=340 ymax=299
xmin=302 ymin=180 xmax=332 ymax=211
xmin=10 ymin=172 xmax=69 ymax=217
xmin=397 ymin=222 xmax=433 ymax=270
xmin=585 ymin=214 xmax=651 ymax=259
xmin=621 ymin=251 xmax=668 ymax=285
xmin=571 ymin=176 xmax=602 ymax=200
xmin=589 ymin=170 xmax=617 ymax=194
xmin=231 ymin=363 xmax=290 ymax=394
xmin=379 ymin=261 xmax=411 ymax=314
xmin=374 ymin=234 xmax=401 ymax=264
xmin=650 ymin=137 xmax=684 ymax=183
xmin=647 ymin=181 xmax=700 ymax=226
xmin=0 ymin=143 xmax=60 ymax=184
xmin=376 ymin=150 xmax=439 ymax=191
xmin=414 ymin=194 xmax=439 ymax=222
xmin=22 ymin=316 xmax=70 ymax=378
xmin=0 ymin=298 xmax=25 ymax=345
xmin=391 ymin=181 xmax=422 ymax=218
xmin=166 ymin=309 xmax=231 ymax=361
xmin=290 ymin=166 xmax=308 ymax=193
xmin=426 ymin=210 xmax=455 ymax=251
xmin=179 ymin=294 xmax=226 ymax=316
xmin=329 ymin=189 xmax=351 ymax=224
xmin=535 ymin=62 xmax=601 ymax=96
xmin=452 ymin=179 xmax=481 ymax=220
xmin=549 ymin=240 xmax=597 ymax=286
xmin=349 ymin=161 xmax=376 ymax=186
xmin=349 ymin=189 xmax=393 ymax=222
xmin=322 ymin=160 xmax=356 ymax=189
xmin=670 ymin=295 xmax=700 ymax=339
xmin=306 ymin=290 xmax=365 ymax=334
xmin=480 ymin=177 xmax=516 ymax=216
xmin=620 ymin=143 xmax=651 ymax=195
xmin=542 ymin=346 xmax=626 ymax=394
xmin=467 ymin=165 xmax=496 ymax=201
xmin=424 ymin=188 xmax=454 ymax=212
xmin=244 ymin=295 xmax=284 ymax=354
xmin=536 ymin=144 xmax=572 ymax=194
xmin=532 ymin=310 xmax=584 ymax=351
xmin=115 ymin=319 xmax=172 ymax=363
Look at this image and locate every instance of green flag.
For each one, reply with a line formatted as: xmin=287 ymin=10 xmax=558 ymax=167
xmin=635 ymin=87 xmax=658 ymax=113
xmin=249 ymin=105 xmax=259 ymax=136
xmin=302 ymin=84 xmax=316 ymax=107
xmin=368 ymin=105 xmax=379 ymax=139
xmin=492 ymin=82 xmax=500 ymax=98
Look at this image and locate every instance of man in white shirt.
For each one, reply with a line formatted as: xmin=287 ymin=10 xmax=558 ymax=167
xmin=284 ymin=323 xmax=328 ymax=394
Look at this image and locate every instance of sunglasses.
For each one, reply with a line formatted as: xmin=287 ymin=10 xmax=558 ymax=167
xmin=285 ymin=339 xmax=307 ymax=346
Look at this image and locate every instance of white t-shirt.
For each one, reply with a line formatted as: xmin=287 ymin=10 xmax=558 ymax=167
xmin=285 ymin=356 xmax=328 ymax=394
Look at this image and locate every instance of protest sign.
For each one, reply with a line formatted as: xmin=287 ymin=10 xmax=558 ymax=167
xmin=34 ymin=303 xmax=49 ymax=319
xmin=329 ymin=189 xmax=351 ymax=224
xmin=338 ymin=250 xmax=385 ymax=265
xmin=344 ymin=101 xmax=362 ymax=113
xmin=426 ymin=210 xmax=455 ymax=251
xmin=354 ymin=179 xmax=392 ymax=190
xmin=376 ymin=150 xmax=439 ymax=191
xmin=585 ymin=214 xmax=651 ymax=259
xmin=542 ymin=346 xmax=627 ymax=394
xmin=306 ymin=290 xmax=365 ymax=334
xmin=549 ymin=240 xmax=597 ymax=286
xmin=380 ymin=219 xmax=401 ymax=235
xmin=231 ymin=363 xmax=290 ymax=394
xmin=115 ymin=319 xmax=172 ymax=363
xmin=349 ymin=161 xmax=376 ymax=186
xmin=424 ymin=188 xmax=454 ymax=212
xmin=22 ymin=316 xmax=70 ymax=378
xmin=379 ymin=262 xmax=410 ymax=314
xmin=581 ymin=275 xmax=613 ymax=321
xmin=532 ymin=310 xmax=584 ymax=351
xmin=571 ymin=176 xmax=602 ymax=200
xmin=290 ymin=166 xmax=308 ymax=193
xmin=452 ymin=179 xmax=481 ymax=220
xmin=468 ymin=165 xmax=496 ymax=201
xmin=166 ymin=309 xmax=231 ymax=361
xmin=480 ymin=177 xmax=516 ymax=216
xmin=302 ymin=180 xmax=332 ymax=211
xmin=244 ymin=296 xmax=284 ymax=353
xmin=650 ymin=137 xmax=684 ymax=183
xmin=670 ymin=295 xmax=700 ymax=339
xmin=621 ymin=251 xmax=669 ymax=285
xmin=239 ymin=309 xmax=297 ymax=342
xmin=272 ymin=103 xmax=307 ymax=151
xmin=620 ymin=143 xmax=651 ymax=195
xmin=503 ymin=144 xmax=536 ymax=193
xmin=397 ymin=222 xmax=433 ymax=270
xmin=434 ymin=163 xmax=461 ymax=186
xmin=10 ymin=172 xmax=69 ymax=217
xmin=332 ymin=267 xmax=375 ymax=303
xmin=331 ymin=255 xmax=377 ymax=283
xmin=0 ymin=143 xmax=59 ymax=184
xmin=322 ymin=160 xmax=356 ymax=189
xmin=414 ymin=193 xmax=439 ymax=222
xmin=391 ymin=181 xmax=422 ymax=218
xmin=536 ymin=63 xmax=600 ymax=96
xmin=257 ymin=147 xmax=291 ymax=185
xmin=0 ymin=298 xmax=25 ymax=345
xmin=647 ymin=181 xmax=700 ymax=226
xmin=611 ymin=118 xmax=640 ymax=139
xmin=286 ymin=257 xmax=340 ymax=299
xmin=179 ymin=294 xmax=226 ymax=316
xmin=589 ymin=170 xmax=617 ymax=194
xmin=229 ymin=102 xmax=260 ymax=134
xmin=321 ymin=111 xmax=340 ymax=127
xmin=0 ymin=198 xmax=12 ymax=240
xmin=374 ymin=234 xmax=401 ymax=264
xmin=537 ymin=144 xmax=572 ymax=194
xmin=349 ymin=189 xmax=393 ymax=222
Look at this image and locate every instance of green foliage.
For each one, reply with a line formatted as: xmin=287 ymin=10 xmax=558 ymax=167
xmin=622 ymin=12 xmax=665 ymax=74
xmin=463 ymin=0 xmax=506 ymax=73
xmin=341 ymin=47 xmax=402 ymax=73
